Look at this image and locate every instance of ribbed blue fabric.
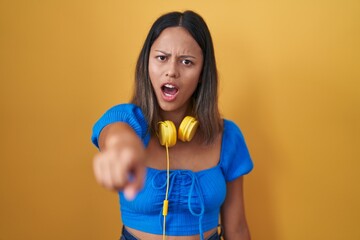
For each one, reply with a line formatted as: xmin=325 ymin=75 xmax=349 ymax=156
xmin=91 ymin=104 xmax=253 ymax=238
xmin=91 ymin=104 xmax=150 ymax=148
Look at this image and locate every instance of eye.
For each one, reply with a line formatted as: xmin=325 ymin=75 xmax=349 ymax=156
xmin=182 ymin=59 xmax=193 ymax=66
xmin=156 ymin=55 xmax=167 ymax=61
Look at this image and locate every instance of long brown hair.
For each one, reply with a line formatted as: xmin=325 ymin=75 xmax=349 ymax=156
xmin=131 ymin=10 xmax=222 ymax=144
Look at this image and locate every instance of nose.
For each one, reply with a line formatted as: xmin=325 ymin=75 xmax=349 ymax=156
xmin=165 ymin=60 xmax=179 ymax=78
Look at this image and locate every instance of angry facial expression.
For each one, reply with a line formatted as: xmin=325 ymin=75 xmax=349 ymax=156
xmin=148 ymin=27 xmax=203 ymax=117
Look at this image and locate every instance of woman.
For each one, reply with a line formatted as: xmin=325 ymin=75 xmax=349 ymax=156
xmin=91 ymin=10 xmax=253 ymax=240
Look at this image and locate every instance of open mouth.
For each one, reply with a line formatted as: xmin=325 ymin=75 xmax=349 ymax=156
xmin=161 ymin=83 xmax=179 ymax=97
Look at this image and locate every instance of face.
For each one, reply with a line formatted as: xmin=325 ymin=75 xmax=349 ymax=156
xmin=148 ymin=27 xmax=203 ymax=118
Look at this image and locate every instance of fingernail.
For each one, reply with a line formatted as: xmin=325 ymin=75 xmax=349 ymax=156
xmin=124 ymin=188 xmax=136 ymax=201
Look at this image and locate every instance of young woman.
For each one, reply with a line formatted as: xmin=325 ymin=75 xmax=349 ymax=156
xmin=91 ymin=11 xmax=253 ymax=240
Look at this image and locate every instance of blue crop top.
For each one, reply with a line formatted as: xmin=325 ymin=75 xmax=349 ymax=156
xmin=91 ymin=104 xmax=253 ymax=239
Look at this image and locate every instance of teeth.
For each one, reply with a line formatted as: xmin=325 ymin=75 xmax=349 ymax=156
xmin=164 ymin=84 xmax=175 ymax=88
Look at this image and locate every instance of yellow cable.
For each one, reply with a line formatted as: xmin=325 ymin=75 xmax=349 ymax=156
xmin=162 ymin=143 xmax=170 ymax=240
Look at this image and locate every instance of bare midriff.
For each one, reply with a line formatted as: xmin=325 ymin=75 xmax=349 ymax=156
xmin=125 ymin=226 xmax=218 ymax=240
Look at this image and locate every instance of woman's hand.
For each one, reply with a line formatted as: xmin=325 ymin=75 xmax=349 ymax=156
xmin=92 ymin=122 xmax=146 ymax=200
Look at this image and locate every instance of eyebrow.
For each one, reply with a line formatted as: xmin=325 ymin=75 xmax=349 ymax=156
xmin=154 ymin=50 xmax=197 ymax=59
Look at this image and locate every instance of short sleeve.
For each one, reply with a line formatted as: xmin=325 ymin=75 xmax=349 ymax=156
xmin=220 ymin=119 xmax=254 ymax=181
xmin=91 ymin=103 xmax=150 ymax=149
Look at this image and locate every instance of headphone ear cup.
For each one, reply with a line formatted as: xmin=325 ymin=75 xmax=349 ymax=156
xmin=178 ymin=116 xmax=199 ymax=142
xmin=158 ymin=120 xmax=177 ymax=147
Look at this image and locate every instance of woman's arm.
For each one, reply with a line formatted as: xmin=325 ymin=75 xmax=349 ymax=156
xmin=93 ymin=122 xmax=146 ymax=199
xmin=220 ymin=176 xmax=251 ymax=240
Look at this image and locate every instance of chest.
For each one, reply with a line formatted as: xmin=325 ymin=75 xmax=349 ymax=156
xmin=145 ymin=134 xmax=222 ymax=172
xmin=120 ymin=167 xmax=227 ymax=214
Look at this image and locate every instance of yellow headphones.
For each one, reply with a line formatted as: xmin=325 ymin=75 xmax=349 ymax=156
xmin=157 ymin=116 xmax=199 ymax=240
xmin=157 ymin=116 xmax=199 ymax=147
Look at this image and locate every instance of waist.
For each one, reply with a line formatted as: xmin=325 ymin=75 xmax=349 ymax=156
xmin=122 ymin=226 xmax=221 ymax=240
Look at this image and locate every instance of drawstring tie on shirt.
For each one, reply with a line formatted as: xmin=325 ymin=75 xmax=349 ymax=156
xmin=152 ymin=170 xmax=206 ymax=240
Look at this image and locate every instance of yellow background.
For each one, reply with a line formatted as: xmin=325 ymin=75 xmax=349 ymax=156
xmin=1 ymin=0 xmax=359 ymax=239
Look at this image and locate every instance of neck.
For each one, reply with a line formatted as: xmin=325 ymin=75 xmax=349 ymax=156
xmin=159 ymin=105 xmax=192 ymax=127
